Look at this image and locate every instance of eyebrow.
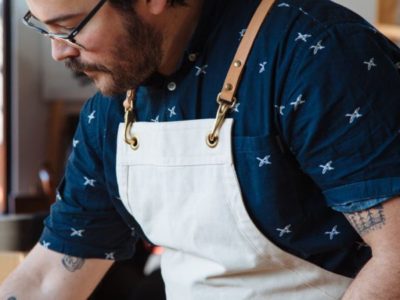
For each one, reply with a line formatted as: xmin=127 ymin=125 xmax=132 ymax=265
xmin=32 ymin=12 xmax=84 ymax=25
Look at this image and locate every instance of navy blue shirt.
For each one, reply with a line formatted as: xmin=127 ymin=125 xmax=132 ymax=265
xmin=40 ymin=0 xmax=400 ymax=278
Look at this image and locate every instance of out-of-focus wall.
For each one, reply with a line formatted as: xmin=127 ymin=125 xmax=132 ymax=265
xmin=10 ymin=1 xmax=47 ymax=196
xmin=10 ymin=2 xmax=95 ymax=196
xmin=334 ymin=0 xmax=376 ymax=23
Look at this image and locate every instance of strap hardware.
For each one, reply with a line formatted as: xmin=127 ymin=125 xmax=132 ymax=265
xmin=124 ymin=90 xmax=139 ymax=150
xmin=206 ymin=0 xmax=274 ymax=148
xmin=207 ymin=93 xmax=237 ymax=148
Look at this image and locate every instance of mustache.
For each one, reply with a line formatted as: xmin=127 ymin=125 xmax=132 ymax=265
xmin=64 ymin=58 xmax=111 ymax=74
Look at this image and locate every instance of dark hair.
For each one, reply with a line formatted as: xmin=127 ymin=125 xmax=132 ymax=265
xmin=109 ymin=0 xmax=187 ymax=10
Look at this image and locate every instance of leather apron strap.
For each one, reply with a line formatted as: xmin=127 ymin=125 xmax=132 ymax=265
xmin=219 ymin=0 xmax=275 ymax=104
xmin=207 ymin=0 xmax=275 ymax=148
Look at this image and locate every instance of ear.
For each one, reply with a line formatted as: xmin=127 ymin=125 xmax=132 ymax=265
xmin=145 ymin=0 xmax=169 ymax=15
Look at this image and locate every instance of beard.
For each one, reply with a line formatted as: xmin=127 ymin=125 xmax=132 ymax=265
xmin=65 ymin=9 xmax=163 ymax=96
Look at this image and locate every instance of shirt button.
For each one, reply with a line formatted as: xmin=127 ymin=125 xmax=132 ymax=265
xmin=167 ymin=82 xmax=177 ymax=91
xmin=188 ymin=53 xmax=197 ymax=62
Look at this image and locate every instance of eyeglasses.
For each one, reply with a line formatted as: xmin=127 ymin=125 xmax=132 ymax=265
xmin=22 ymin=0 xmax=107 ymax=50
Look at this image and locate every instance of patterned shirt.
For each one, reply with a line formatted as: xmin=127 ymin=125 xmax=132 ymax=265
xmin=40 ymin=0 xmax=400 ymax=278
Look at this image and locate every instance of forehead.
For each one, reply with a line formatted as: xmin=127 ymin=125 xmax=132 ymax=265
xmin=26 ymin=0 xmax=97 ymax=20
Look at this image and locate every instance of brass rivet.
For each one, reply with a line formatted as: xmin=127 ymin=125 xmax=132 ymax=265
xmin=224 ymin=83 xmax=233 ymax=91
xmin=234 ymin=60 xmax=242 ymax=68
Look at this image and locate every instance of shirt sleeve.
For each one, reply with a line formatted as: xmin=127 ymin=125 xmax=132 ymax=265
xmin=39 ymin=94 xmax=137 ymax=260
xmin=277 ymin=23 xmax=400 ymax=213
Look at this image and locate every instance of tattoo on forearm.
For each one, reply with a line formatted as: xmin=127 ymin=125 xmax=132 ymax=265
xmin=62 ymin=255 xmax=85 ymax=272
xmin=345 ymin=204 xmax=386 ymax=236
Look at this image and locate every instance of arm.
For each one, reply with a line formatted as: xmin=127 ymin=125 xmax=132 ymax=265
xmin=0 ymin=243 xmax=113 ymax=300
xmin=342 ymin=197 xmax=400 ymax=300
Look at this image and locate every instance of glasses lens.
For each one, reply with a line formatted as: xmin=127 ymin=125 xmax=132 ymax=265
xmin=26 ymin=16 xmax=49 ymax=33
xmin=27 ymin=16 xmax=71 ymax=38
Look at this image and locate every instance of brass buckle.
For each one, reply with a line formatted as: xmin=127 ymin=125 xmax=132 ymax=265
xmin=124 ymin=90 xmax=139 ymax=150
xmin=206 ymin=93 xmax=236 ymax=148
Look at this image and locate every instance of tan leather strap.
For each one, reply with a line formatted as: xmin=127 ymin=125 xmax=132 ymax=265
xmin=219 ymin=0 xmax=275 ymax=104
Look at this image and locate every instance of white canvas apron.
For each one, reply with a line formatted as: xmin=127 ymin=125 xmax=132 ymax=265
xmin=115 ymin=1 xmax=353 ymax=298
xmin=115 ymin=118 xmax=352 ymax=299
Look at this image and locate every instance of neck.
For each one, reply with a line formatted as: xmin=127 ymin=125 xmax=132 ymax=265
xmin=158 ymin=0 xmax=204 ymax=75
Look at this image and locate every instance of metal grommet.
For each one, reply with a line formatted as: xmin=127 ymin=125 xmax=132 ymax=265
xmin=128 ymin=136 xmax=139 ymax=150
xmin=206 ymin=133 xmax=218 ymax=148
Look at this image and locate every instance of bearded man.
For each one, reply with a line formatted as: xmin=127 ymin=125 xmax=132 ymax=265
xmin=2 ymin=0 xmax=400 ymax=299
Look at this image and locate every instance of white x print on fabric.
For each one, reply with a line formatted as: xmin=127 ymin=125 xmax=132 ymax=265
xmin=319 ymin=161 xmax=334 ymax=175
xmin=345 ymin=107 xmax=362 ymax=124
xmin=257 ymin=155 xmax=272 ymax=167
xmin=274 ymin=105 xmax=285 ymax=116
xmin=325 ymin=225 xmax=340 ymax=240
xmin=239 ymin=28 xmax=247 ymax=40
xmin=72 ymin=139 xmax=79 ymax=148
xmin=71 ymin=228 xmax=85 ymax=237
xmin=151 ymin=115 xmax=160 ymax=123
xmin=195 ymin=65 xmax=208 ymax=76
xmin=278 ymin=2 xmax=290 ymax=8
xmin=42 ymin=240 xmax=51 ymax=248
xmin=295 ymin=32 xmax=312 ymax=42
xmin=105 ymin=252 xmax=115 ymax=260
xmin=259 ymin=61 xmax=268 ymax=73
xmin=56 ymin=192 xmax=62 ymax=201
xmin=232 ymin=103 xmax=240 ymax=113
xmin=168 ymin=106 xmax=177 ymax=118
xmin=88 ymin=111 xmax=96 ymax=124
xmin=299 ymin=7 xmax=309 ymax=15
xmin=290 ymin=94 xmax=306 ymax=110
xmin=310 ymin=40 xmax=325 ymax=55
xmin=84 ymin=176 xmax=96 ymax=187
xmin=364 ymin=57 xmax=377 ymax=71
xmin=276 ymin=224 xmax=292 ymax=237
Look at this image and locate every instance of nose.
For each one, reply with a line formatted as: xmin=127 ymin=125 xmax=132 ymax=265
xmin=51 ymin=39 xmax=80 ymax=61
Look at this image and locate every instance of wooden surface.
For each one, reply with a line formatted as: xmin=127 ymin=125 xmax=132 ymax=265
xmin=376 ymin=23 xmax=400 ymax=41
xmin=377 ymin=0 xmax=399 ymax=23
xmin=376 ymin=0 xmax=400 ymax=42
xmin=0 ymin=144 xmax=5 ymax=213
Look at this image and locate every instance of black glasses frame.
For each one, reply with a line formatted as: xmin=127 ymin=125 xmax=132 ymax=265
xmin=22 ymin=0 xmax=107 ymax=49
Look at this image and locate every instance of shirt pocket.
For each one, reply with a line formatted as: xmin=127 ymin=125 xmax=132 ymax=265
xmin=231 ymin=134 xmax=309 ymax=230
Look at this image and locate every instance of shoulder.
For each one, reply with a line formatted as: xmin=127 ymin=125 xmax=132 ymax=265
xmin=76 ymin=92 xmax=125 ymax=151
xmin=255 ymin=0 xmax=400 ymax=86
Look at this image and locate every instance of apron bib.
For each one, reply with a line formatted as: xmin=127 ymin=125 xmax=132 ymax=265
xmin=115 ymin=119 xmax=352 ymax=300
xmin=116 ymin=1 xmax=353 ymax=298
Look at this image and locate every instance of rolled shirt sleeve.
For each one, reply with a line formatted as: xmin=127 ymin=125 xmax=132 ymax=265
xmin=278 ymin=23 xmax=400 ymax=213
xmin=40 ymin=95 xmax=137 ymax=260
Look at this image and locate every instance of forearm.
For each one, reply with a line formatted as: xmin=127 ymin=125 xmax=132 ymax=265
xmin=0 ymin=256 xmax=89 ymax=300
xmin=0 ymin=244 xmax=113 ymax=300
xmin=0 ymin=268 xmax=45 ymax=300
xmin=342 ymin=256 xmax=400 ymax=300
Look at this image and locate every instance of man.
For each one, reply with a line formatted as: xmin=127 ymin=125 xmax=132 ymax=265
xmin=2 ymin=0 xmax=400 ymax=298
